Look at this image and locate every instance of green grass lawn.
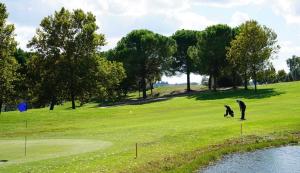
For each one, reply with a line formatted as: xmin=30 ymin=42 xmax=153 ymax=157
xmin=0 ymin=81 xmax=300 ymax=173
xmin=128 ymin=84 xmax=206 ymax=99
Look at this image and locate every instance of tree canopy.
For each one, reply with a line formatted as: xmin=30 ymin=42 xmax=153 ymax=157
xmin=171 ymin=30 xmax=199 ymax=92
xmin=0 ymin=3 xmax=18 ymax=113
xmin=227 ymin=20 xmax=279 ymax=92
xmin=277 ymin=69 xmax=287 ymax=82
xmin=111 ymin=29 xmax=176 ymax=99
xmin=195 ymin=24 xmax=234 ymax=91
xmin=28 ymin=8 xmax=124 ymax=109
xmin=286 ymin=55 xmax=300 ymax=81
xmin=256 ymin=63 xmax=277 ymax=84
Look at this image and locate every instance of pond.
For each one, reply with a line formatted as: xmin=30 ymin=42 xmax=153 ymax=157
xmin=200 ymin=145 xmax=300 ymax=173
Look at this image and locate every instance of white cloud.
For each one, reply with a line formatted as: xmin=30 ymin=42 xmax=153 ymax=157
xmin=279 ymin=41 xmax=300 ymax=55
xmin=48 ymin=0 xmax=107 ymax=15
xmin=273 ymin=40 xmax=300 ymax=71
xmin=229 ymin=11 xmax=250 ymax=26
xmin=172 ymin=12 xmax=217 ymax=30
xmin=30 ymin=0 xmax=213 ymax=49
xmin=192 ymin=0 xmax=266 ymax=8
xmin=50 ymin=0 xmax=190 ymax=17
xmin=273 ymin=0 xmax=300 ymax=25
xmin=8 ymin=21 xmax=36 ymax=50
xmin=102 ymin=37 xmax=121 ymax=51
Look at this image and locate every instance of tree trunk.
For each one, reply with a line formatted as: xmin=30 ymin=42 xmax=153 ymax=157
xmin=138 ymin=89 xmax=140 ymax=99
xmin=213 ymin=75 xmax=217 ymax=91
xmin=69 ymin=59 xmax=76 ymax=109
xmin=0 ymin=99 xmax=3 ymax=114
xmin=187 ymin=68 xmax=191 ymax=92
xmin=232 ymin=70 xmax=237 ymax=90
xmin=150 ymin=81 xmax=153 ymax=96
xmin=141 ymin=78 xmax=147 ymax=99
xmin=71 ymin=92 xmax=76 ymax=109
xmin=210 ymin=75 xmax=214 ymax=90
xmin=244 ymin=76 xmax=248 ymax=90
xmin=208 ymin=74 xmax=212 ymax=90
xmin=254 ymin=71 xmax=257 ymax=92
xmin=50 ymin=96 xmax=56 ymax=110
xmin=244 ymin=74 xmax=248 ymax=90
xmin=138 ymin=82 xmax=141 ymax=98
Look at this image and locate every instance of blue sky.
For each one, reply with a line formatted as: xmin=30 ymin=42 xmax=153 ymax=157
xmin=3 ymin=0 xmax=300 ymax=84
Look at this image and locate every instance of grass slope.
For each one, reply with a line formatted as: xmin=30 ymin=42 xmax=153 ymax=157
xmin=0 ymin=82 xmax=300 ymax=173
xmin=128 ymin=84 xmax=205 ymax=99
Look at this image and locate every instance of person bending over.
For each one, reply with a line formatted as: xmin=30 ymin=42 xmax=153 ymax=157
xmin=224 ymin=105 xmax=234 ymax=117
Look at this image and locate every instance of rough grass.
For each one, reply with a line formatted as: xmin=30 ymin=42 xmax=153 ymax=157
xmin=0 ymin=81 xmax=300 ymax=173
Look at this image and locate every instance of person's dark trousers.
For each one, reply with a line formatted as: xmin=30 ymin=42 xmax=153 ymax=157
xmin=241 ymin=108 xmax=246 ymax=120
xmin=225 ymin=110 xmax=234 ymax=117
xmin=224 ymin=110 xmax=229 ymax=117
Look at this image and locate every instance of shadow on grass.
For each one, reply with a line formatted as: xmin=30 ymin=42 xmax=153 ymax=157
xmin=187 ymin=88 xmax=285 ymax=100
xmin=94 ymin=89 xmax=202 ymax=107
xmin=65 ymin=105 xmax=82 ymax=110
xmin=92 ymin=88 xmax=284 ymax=108
xmin=94 ymin=97 xmax=173 ymax=108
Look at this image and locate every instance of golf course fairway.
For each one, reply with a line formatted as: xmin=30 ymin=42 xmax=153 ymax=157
xmin=0 ymin=81 xmax=300 ymax=173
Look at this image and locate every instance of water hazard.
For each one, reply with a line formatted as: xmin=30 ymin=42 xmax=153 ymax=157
xmin=200 ymin=145 xmax=300 ymax=173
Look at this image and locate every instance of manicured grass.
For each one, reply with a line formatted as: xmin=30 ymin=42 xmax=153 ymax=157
xmin=0 ymin=139 xmax=111 ymax=165
xmin=128 ymin=84 xmax=206 ymax=99
xmin=0 ymin=81 xmax=300 ymax=173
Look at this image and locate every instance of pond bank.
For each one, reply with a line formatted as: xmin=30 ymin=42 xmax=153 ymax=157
xmin=127 ymin=131 xmax=300 ymax=173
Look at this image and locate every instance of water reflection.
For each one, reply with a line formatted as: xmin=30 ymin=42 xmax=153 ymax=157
xmin=201 ymin=146 xmax=300 ymax=173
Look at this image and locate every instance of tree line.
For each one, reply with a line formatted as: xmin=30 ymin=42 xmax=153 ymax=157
xmin=108 ymin=20 xmax=280 ymax=96
xmin=1 ymin=5 xmax=125 ymax=111
xmin=1 ymin=3 xmax=297 ymax=111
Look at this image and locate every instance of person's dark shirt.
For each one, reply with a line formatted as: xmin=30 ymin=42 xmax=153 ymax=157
xmin=238 ymin=101 xmax=246 ymax=110
xmin=225 ymin=105 xmax=234 ymax=114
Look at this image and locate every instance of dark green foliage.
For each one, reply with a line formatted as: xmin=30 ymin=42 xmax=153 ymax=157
xmin=106 ymin=49 xmax=139 ymax=96
xmin=28 ymin=8 xmax=124 ymax=109
xmin=277 ymin=69 xmax=287 ymax=82
xmin=14 ymin=48 xmax=30 ymax=65
xmin=256 ymin=63 xmax=277 ymax=84
xmin=171 ymin=30 xmax=199 ymax=91
xmin=92 ymin=55 xmax=126 ymax=104
xmin=286 ymin=55 xmax=300 ymax=81
xmin=196 ymin=24 xmax=234 ymax=91
xmin=110 ymin=29 xmax=176 ymax=99
xmin=227 ymin=20 xmax=279 ymax=92
xmin=217 ymin=74 xmax=243 ymax=88
xmin=13 ymin=48 xmax=32 ymax=102
xmin=25 ymin=53 xmax=64 ymax=108
xmin=0 ymin=3 xmax=18 ymax=113
xmin=187 ymin=88 xmax=284 ymax=100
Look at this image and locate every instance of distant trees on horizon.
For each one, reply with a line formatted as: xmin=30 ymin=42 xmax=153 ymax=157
xmin=0 ymin=2 xmax=298 ymax=111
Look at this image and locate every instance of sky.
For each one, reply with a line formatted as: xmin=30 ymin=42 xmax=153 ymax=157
xmin=2 ymin=0 xmax=300 ymax=84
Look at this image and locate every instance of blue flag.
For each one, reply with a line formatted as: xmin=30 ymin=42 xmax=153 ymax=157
xmin=17 ymin=102 xmax=27 ymax=112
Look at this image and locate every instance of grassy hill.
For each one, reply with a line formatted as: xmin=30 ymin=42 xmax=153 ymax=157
xmin=0 ymin=81 xmax=300 ymax=173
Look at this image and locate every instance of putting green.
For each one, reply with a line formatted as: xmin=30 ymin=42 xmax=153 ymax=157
xmin=0 ymin=139 xmax=112 ymax=166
